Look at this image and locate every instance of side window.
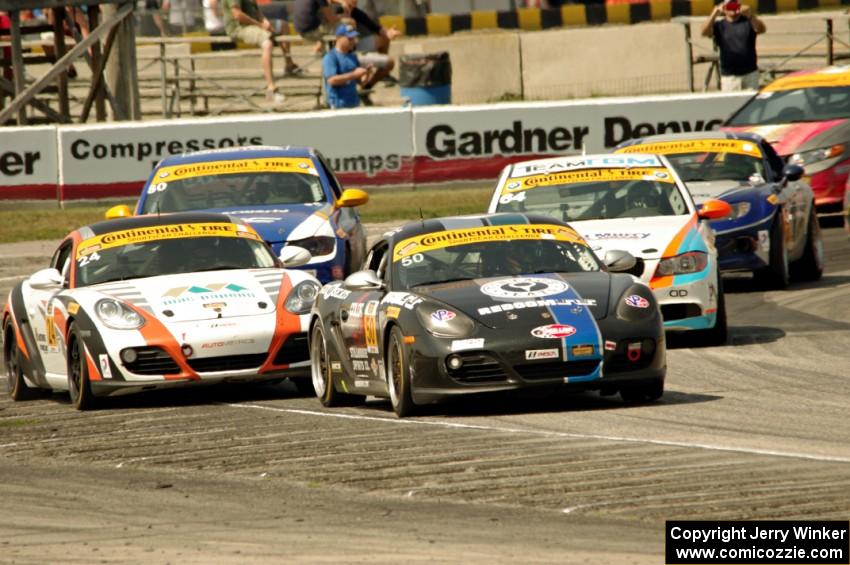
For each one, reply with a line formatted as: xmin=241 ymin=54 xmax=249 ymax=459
xmin=314 ymin=152 xmax=343 ymax=199
xmin=366 ymin=241 xmax=388 ymax=278
xmin=761 ymin=142 xmax=786 ymax=181
xmin=50 ymin=241 xmax=74 ymax=286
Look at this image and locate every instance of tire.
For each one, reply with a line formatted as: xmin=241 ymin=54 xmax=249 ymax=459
xmin=698 ymin=276 xmax=727 ymax=346
xmin=790 ymin=205 xmax=824 ymax=282
xmin=310 ymin=323 xmax=363 ymax=407
xmin=386 ymin=326 xmax=415 ymax=418
xmin=4 ymin=320 xmax=32 ymax=401
xmin=754 ymin=215 xmax=790 ymax=290
xmin=620 ymin=379 xmax=664 ymax=404
xmin=67 ymin=324 xmax=96 ymax=411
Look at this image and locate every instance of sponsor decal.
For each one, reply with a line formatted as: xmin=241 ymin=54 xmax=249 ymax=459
xmin=349 ymin=347 xmax=368 ymax=359
xmin=616 ymin=138 xmax=763 ymax=158
xmin=510 ymin=155 xmax=662 ymax=177
xmin=99 ymin=354 xmax=112 ymax=379
xmin=525 ymin=348 xmax=559 ymax=360
xmin=571 ymin=344 xmax=594 ymax=357
xmin=349 ymin=302 xmax=364 ymax=317
xmin=364 ymin=301 xmax=379 ymax=354
xmin=393 ymin=224 xmax=585 ymax=261
xmin=320 ymin=285 xmax=351 ymax=300
xmin=478 ymin=298 xmax=595 ymax=315
xmin=201 ymin=338 xmax=255 ymax=348
xmin=625 ymin=294 xmax=650 ymax=308
xmin=451 ymin=338 xmax=484 ymax=352
xmin=352 ymin=360 xmax=370 ymax=372
xmin=584 ymin=232 xmax=651 ymax=240
xmin=604 ymin=340 xmax=617 ymax=351
xmin=207 ymin=321 xmax=238 ymax=328
xmin=431 ymin=309 xmax=456 ymax=323
xmin=531 ymin=324 xmax=576 ymax=339
xmin=669 ymin=289 xmax=689 ymax=297
xmin=77 ymin=223 xmax=260 ymax=258
xmin=480 ymin=277 xmax=568 ymax=299
xmin=354 ymin=379 xmax=371 ymax=388
xmin=161 ymin=283 xmax=254 ymax=305
xmin=425 ymin=121 xmax=589 ymax=159
xmin=331 ymin=361 xmax=342 ymax=373
xmin=153 ymin=157 xmax=319 ymax=182
xmin=758 ymin=229 xmax=770 ymax=252
xmin=763 ymin=68 xmax=850 ymax=91
xmin=67 ymin=302 xmax=80 ymax=315
xmin=385 ymin=306 xmax=401 ymax=319
xmin=503 ymin=167 xmax=675 ymax=194
xmin=382 ymin=292 xmax=424 ymax=310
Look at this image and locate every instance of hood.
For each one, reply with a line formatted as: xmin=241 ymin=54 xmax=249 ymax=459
xmin=210 ymin=203 xmax=333 ymax=244
xmin=686 ymin=180 xmax=759 ymax=205
xmin=415 ymin=273 xmax=610 ymax=329
xmin=725 ymin=120 xmax=848 ymax=156
xmin=572 ymin=216 xmax=692 ymax=260
xmin=94 ymin=270 xmax=281 ymax=323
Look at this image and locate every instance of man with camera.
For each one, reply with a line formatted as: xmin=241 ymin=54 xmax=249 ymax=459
xmin=702 ymin=0 xmax=766 ymax=91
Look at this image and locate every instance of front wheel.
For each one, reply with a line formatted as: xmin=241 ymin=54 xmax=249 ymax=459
xmin=4 ymin=320 xmax=32 ymax=401
xmin=386 ymin=326 xmax=415 ymax=417
xmin=67 ymin=323 xmax=96 ymax=411
xmin=790 ymin=205 xmax=824 ymax=282
xmin=754 ymin=216 xmax=789 ymax=290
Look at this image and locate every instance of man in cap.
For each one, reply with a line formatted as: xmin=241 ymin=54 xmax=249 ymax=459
xmin=702 ymin=0 xmax=766 ymax=91
xmin=323 ymin=22 xmax=392 ymax=108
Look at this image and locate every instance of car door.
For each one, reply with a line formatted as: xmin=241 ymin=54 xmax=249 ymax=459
xmin=338 ymin=241 xmax=389 ymax=384
xmin=764 ymin=141 xmax=808 ymax=254
xmin=30 ymin=239 xmax=74 ymax=378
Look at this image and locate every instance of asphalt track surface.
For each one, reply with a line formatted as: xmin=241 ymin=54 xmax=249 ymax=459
xmin=1 ymin=222 xmax=848 ymax=564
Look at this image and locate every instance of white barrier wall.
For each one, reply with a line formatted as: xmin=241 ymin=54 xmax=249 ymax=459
xmin=57 ymin=108 xmax=414 ymax=199
xmin=2 ymin=92 xmax=753 ymax=200
xmin=411 ymin=92 xmax=753 ymax=183
xmin=0 ymin=126 xmax=58 ymax=199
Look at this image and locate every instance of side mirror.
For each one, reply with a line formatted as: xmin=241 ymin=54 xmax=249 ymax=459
xmin=105 ymin=204 xmax=133 ymax=220
xmin=279 ymin=245 xmax=312 ymax=268
xmin=344 ymin=269 xmax=383 ymax=291
xmin=29 ymin=268 xmax=64 ymax=290
xmin=604 ymin=250 xmax=637 ymax=273
xmin=336 ymin=188 xmax=369 ymax=208
xmin=698 ymin=199 xmax=733 ymax=220
xmin=782 ymin=164 xmax=804 ymax=182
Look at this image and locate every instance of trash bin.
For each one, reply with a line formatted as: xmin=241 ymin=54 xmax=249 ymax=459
xmin=399 ymin=52 xmax=452 ymax=106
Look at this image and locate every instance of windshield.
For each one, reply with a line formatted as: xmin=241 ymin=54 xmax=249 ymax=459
xmin=663 ymin=152 xmax=765 ymax=182
xmin=75 ymin=232 xmax=277 ymax=287
xmin=142 ymin=170 xmax=326 ymax=214
xmin=391 ymin=226 xmax=600 ymax=290
xmin=496 ymin=173 xmax=689 ymax=223
xmin=727 ymin=86 xmax=850 ymax=125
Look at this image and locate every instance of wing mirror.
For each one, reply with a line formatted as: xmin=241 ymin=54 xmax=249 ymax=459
xmin=604 ymin=250 xmax=637 ymax=273
xmin=279 ymin=245 xmax=312 ymax=268
xmin=336 ymin=188 xmax=369 ymax=208
xmin=29 ymin=268 xmax=64 ymax=290
xmin=105 ymin=204 xmax=133 ymax=220
xmin=782 ymin=164 xmax=804 ymax=182
xmin=698 ymin=199 xmax=732 ymax=220
xmin=344 ymin=269 xmax=384 ymax=291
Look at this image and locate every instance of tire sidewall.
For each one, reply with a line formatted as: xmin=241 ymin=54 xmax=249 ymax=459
xmin=67 ymin=324 xmax=92 ymax=410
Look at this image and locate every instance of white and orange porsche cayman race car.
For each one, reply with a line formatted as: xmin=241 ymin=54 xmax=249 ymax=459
xmin=2 ymin=212 xmax=320 ymax=410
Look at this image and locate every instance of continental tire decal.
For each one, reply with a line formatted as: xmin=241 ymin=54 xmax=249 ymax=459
xmin=616 ymin=138 xmax=763 ymax=158
xmin=153 ymin=157 xmax=318 ymax=181
xmin=77 ymin=222 xmax=261 ymax=258
xmin=503 ymin=167 xmax=674 ymax=194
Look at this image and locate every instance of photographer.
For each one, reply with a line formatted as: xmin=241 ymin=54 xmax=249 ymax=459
xmin=702 ymin=0 xmax=766 ymax=91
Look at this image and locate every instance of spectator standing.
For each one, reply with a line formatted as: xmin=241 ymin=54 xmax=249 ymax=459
xmin=323 ymin=23 xmax=367 ymax=108
xmin=222 ymin=0 xmax=301 ymax=103
xmin=702 ymin=0 xmax=766 ymax=91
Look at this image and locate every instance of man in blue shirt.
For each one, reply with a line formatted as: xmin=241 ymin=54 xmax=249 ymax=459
xmin=323 ymin=23 xmax=368 ymax=109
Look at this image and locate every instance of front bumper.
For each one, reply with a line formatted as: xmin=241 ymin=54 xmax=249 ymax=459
xmin=650 ymin=266 xmax=719 ymax=332
xmin=713 ymin=217 xmax=773 ymax=273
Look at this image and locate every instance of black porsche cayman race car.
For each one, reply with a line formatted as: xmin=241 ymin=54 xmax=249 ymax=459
xmin=309 ymin=213 xmax=666 ymax=417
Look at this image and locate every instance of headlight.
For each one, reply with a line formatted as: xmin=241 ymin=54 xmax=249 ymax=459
xmin=789 ymin=144 xmax=845 ymax=167
xmin=285 ymin=280 xmax=321 ymax=314
xmin=655 ymin=251 xmax=708 ymax=277
xmin=287 ymin=236 xmax=336 ymax=258
xmin=95 ymin=298 xmax=144 ymax=330
xmin=727 ymin=201 xmax=751 ymax=220
xmin=415 ymin=302 xmax=474 ymax=338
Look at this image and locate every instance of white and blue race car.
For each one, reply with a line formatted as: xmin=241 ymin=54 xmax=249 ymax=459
xmin=488 ymin=154 xmax=731 ymax=344
xmin=106 ymin=146 xmax=369 ymax=284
